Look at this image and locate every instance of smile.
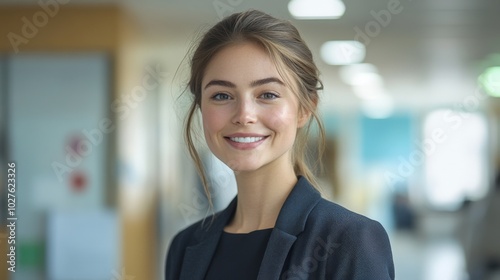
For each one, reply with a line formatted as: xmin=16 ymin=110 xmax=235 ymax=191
xmin=229 ymin=137 xmax=264 ymax=143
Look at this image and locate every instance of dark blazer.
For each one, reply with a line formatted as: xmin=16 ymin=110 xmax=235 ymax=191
xmin=165 ymin=176 xmax=395 ymax=279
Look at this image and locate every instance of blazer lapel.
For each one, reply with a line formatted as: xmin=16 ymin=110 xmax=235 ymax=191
xmin=179 ymin=177 xmax=321 ymax=280
xmin=179 ymin=198 xmax=237 ymax=280
xmin=257 ymin=229 xmax=297 ymax=280
xmin=257 ymin=176 xmax=322 ymax=280
xmin=179 ymin=233 xmax=221 ymax=280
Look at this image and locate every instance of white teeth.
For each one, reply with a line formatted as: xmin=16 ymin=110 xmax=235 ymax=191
xmin=230 ymin=137 xmax=264 ymax=143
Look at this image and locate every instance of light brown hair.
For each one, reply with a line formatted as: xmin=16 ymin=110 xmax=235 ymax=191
xmin=185 ymin=9 xmax=326 ymax=207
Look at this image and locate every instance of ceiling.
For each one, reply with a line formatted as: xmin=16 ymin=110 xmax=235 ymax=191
xmin=3 ymin=0 xmax=500 ymax=113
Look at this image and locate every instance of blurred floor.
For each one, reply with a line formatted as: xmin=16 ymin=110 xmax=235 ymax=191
xmin=391 ymin=211 xmax=468 ymax=280
xmin=391 ymin=205 xmax=500 ymax=280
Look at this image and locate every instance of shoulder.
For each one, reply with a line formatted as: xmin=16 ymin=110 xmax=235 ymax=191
xmin=308 ymin=198 xmax=388 ymax=236
xmin=165 ymin=218 xmax=202 ymax=265
xmin=167 ymin=220 xmax=201 ymax=252
xmin=292 ymin=198 xmax=394 ymax=279
xmin=303 ymin=198 xmax=395 ymax=279
xmin=168 ymin=194 xmax=236 ymax=249
xmin=166 ymin=196 xmax=236 ymax=273
xmin=165 ymin=212 xmax=223 ymax=279
xmin=307 ymin=197 xmax=392 ymax=252
xmin=167 ymin=211 xmax=221 ymax=251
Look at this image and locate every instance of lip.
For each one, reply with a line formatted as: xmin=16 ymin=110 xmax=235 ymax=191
xmin=225 ymin=133 xmax=268 ymax=138
xmin=224 ymin=133 xmax=269 ymax=150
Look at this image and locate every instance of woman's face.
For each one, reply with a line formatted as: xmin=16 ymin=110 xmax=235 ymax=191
xmin=201 ymin=42 xmax=309 ymax=173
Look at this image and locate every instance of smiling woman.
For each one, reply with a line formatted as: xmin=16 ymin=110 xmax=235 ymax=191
xmin=165 ymin=9 xmax=395 ymax=280
xmin=201 ymin=42 xmax=308 ymax=174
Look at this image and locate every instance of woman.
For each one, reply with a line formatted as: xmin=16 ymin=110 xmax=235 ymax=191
xmin=166 ymin=10 xmax=395 ymax=280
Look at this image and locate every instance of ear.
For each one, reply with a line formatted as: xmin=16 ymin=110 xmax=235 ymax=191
xmin=297 ymin=96 xmax=317 ymax=128
xmin=297 ymin=107 xmax=312 ymax=128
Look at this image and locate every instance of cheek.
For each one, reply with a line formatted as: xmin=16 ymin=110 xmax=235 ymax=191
xmin=267 ymin=104 xmax=299 ymax=135
xmin=201 ymin=105 xmax=226 ymax=135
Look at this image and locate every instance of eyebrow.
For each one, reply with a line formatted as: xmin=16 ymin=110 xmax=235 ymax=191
xmin=203 ymin=77 xmax=285 ymax=90
xmin=250 ymin=77 xmax=285 ymax=87
xmin=204 ymin=79 xmax=236 ymax=89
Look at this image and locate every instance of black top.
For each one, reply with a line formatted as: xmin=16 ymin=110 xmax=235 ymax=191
xmin=204 ymin=228 xmax=273 ymax=280
xmin=166 ymin=176 xmax=395 ymax=280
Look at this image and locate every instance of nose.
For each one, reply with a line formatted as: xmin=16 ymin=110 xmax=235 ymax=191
xmin=232 ymin=97 xmax=257 ymax=125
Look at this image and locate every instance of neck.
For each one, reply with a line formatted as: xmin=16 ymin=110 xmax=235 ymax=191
xmin=224 ymin=162 xmax=298 ymax=233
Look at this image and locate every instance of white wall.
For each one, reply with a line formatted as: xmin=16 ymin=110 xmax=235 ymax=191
xmin=7 ymin=53 xmax=112 ymax=279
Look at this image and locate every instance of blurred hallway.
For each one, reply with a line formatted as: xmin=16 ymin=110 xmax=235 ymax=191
xmin=1 ymin=0 xmax=500 ymax=279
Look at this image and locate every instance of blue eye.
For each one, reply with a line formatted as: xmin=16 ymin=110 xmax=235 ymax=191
xmin=261 ymin=92 xmax=279 ymax=99
xmin=212 ymin=93 xmax=231 ymax=100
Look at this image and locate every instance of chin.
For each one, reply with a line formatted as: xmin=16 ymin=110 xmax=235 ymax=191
xmin=223 ymin=159 xmax=263 ymax=173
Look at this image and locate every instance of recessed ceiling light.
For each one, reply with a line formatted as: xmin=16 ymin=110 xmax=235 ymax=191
xmin=339 ymin=63 xmax=381 ymax=86
xmin=288 ymin=0 xmax=346 ymax=20
xmin=320 ymin=41 xmax=365 ymax=65
xmin=352 ymin=84 xmax=387 ymax=100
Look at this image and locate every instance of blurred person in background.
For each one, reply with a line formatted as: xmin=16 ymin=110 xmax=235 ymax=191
xmin=462 ymin=164 xmax=500 ymax=280
xmin=165 ymin=10 xmax=394 ymax=280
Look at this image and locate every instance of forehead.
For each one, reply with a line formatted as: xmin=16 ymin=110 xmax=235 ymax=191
xmin=202 ymin=42 xmax=282 ymax=87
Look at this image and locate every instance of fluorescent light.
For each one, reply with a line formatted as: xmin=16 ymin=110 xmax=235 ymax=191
xmin=361 ymin=96 xmax=394 ymax=119
xmin=352 ymin=84 xmax=386 ymax=100
xmin=478 ymin=66 xmax=500 ymax=97
xmin=339 ymin=63 xmax=381 ymax=86
xmin=321 ymin=41 xmax=365 ymax=65
xmin=339 ymin=63 xmax=392 ymax=109
xmin=288 ymin=0 xmax=346 ymax=20
xmin=345 ymin=72 xmax=383 ymax=87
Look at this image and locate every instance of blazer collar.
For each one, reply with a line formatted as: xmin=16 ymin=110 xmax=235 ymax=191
xmin=257 ymin=176 xmax=322 ymax=279
xmin=273 ymin=176 xmax=322 ymax=234
xmin=179 ymin=176 xmax=322 ymax=280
